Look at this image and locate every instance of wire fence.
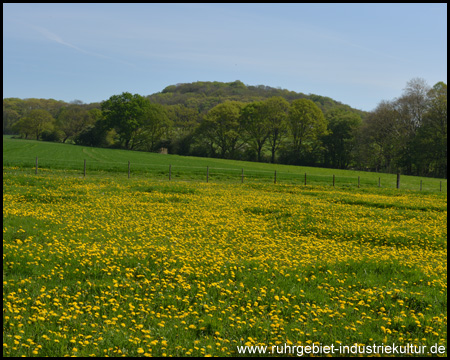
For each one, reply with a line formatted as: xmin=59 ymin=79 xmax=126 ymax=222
xmin=3 ymin=156 xmax=447 ymax=192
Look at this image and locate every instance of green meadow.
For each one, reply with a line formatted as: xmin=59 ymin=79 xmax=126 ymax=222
xmin=3 ymin=136 xmax=447 ymax=192
xmin=3 ymin=136 xmax=448 ymax=357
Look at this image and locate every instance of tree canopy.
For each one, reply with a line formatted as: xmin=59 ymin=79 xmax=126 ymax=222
xmin=285 ymin=99 xmax=328 ymax=164
xmin=3 ymin=79 xmax=446 ymax=177
xmin=101 ymin=92 xmax=151 ymax=150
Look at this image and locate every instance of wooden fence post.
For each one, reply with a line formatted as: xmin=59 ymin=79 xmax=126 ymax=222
xmin=358 ymin=176 xmax=360 ymax=188
xmin=333 ymin=174 xmax=335 ymax=187
xmin=304 ymin=173 xmax=307 ymax=186
xmin=35 ymin=156 xmax=38 ymax=175
xmin=206 ymin=166 xmax=209 ymax=183
xmin=274 ymin=170 xmax=277 ymax=184
xmin=396 ymin=173 xmax=400 ymax=189
xmin=241 ymin=168 xmax=244 ymax=183
xmin=84 ymin=159 xmax=86 ymax=178
xmin=128 ymin=161 xmax=131 ymax=179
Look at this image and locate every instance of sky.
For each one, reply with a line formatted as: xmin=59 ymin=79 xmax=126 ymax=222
xmin=3 ymin=3 xmax=447 ymax=111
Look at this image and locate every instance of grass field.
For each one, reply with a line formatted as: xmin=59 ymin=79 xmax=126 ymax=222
xmin=3 ymin=136 xmax=447 ymax=192
xmin=3 ymin=137 xmax=448 ymax=357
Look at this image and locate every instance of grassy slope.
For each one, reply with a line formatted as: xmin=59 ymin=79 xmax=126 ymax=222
xmin=3 ymin=136 xmax=447 ymax=191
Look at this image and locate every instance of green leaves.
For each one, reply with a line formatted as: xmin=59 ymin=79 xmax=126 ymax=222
xmin=240 ymin=101 xmax=268 ymax=161
xmin=101 ymin=92 xmax=170 ymax=150
xmin=12 ymin=109 xmax=55 ymax=140
xmin=322 ymin=107 xmax=362 ymax=169
xmin=286 ymin=99 xmax=327 ymax=163
xmin=201 ymin=101 xmax=244 ymax=158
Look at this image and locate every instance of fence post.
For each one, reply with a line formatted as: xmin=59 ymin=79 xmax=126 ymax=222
xmin=420 ymin=180 xmax=422 ymax=191
xmin=128 ymin=161 xmax=131 ymax=179
xmin=169 ymin=164 xmax=171 ymax=181
xmin=274 ymin=170 xmax=277 ymax=184
xmin=35 ymin=156 xmax=38 ymax=175
xmin=84 ymin=159 xmax=86 ymax=178
xmin=206 ymin=166 xmax=209 ymax=183
xmin=358 ymin=176 xmax=360 ymax=188
xmin=396 ymin=173 xmax=400 ymax=189
xmin=333 ymin=174 xmax=335 ymax=187
xmin=241 ymin=168 xmax=244 ymax=183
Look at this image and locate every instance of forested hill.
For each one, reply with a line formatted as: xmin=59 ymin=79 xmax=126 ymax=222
xmin=147 ymin=80 xmax=366 ymax=117
xmin=3 ymin=80 xmax=366 ymax=123
xmin=4 ymin=78 xmax=446 ymax=178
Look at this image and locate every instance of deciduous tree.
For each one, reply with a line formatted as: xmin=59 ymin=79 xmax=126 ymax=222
xmin=414 ymin=82 xmax=447 ymax=177
xmin=286 ymin=99 xmax=327 ymax=164
xmin=13 ymin=109 xmax=54 ymax=140
xmin=133 ymin=103 xmax=172 ymax=152
xmin=57 ymin=105 xmax=96 ymax=143
xmin=200 ymin=101 xmax=244 ymax=159
xmin=262 ymin=97 xmax=289 ymax=163
xmin=322 ymin=107 xmax=362 ymax=169
xmin=101 ymin=92 xmax=151 ymax=149
xmin=240 ymin=101 xmax=268 ymax=162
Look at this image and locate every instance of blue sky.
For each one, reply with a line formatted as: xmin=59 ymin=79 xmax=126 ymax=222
xmin=3 ymin=3 xmax=447 ymax=111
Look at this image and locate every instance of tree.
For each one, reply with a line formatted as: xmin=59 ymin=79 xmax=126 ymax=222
xmin=3 ymin=108 xmax=20 ymax=134
xmin=57 ymin=105 xmax=96 ymax=143
xmin=133 ymin=103 xmax=172 ymax=152
xmin=11 ymin=118 xmax=33 ymax=139
xmin=286 ymin=99 xmax=327 ymax=164
xmin=262 ymin=97 xmax=289 ymax=163
xmin=13 ymin=109 xmax=54 ymax=140
xmin=240 ymin=101 xmax=269 ymax=162
xmin=356 ymin=100 xmax=401 ymax=172
xmin=413 ymin=82 xmax=447 ymax=177
xmin=322 ymin=107 xmax=362 ymax=169
xmin=354 ymin=78 xmax=442 ymax=175
xmin=200 ymin=101 xmax=244 ymax=159
xmin=166 ymin=104 xmax=200 ymax=136
xmin=74 ymin=109 xmax=111 ymax=147
xmin=101 ymin=92 xmax=151 ymax=149
xmin=393 ymin=78 xmax=431 ymax=174
xmin=401 ymin=77 xmax=431 ymax=131
xmin=165 ymin=104 xmax=201 ymax=155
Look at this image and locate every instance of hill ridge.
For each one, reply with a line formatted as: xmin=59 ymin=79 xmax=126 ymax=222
xmin=147 ymin=80 xmax=366 ymax=116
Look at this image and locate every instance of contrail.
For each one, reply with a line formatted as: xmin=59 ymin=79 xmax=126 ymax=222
xmin=31 ymin=24 xmax=136 ymax=67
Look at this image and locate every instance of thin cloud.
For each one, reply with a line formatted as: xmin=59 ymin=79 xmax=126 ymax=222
xmin=32 ymin=25 xmax=88 ymax=52
xmin=30 ymin=24 xmax=136 ymax=67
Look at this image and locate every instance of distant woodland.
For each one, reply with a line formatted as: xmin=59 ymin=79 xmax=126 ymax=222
xmin=3 ymin=79 xmax=447 ymax=178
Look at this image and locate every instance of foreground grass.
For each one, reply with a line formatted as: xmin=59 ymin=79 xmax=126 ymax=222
xmin=3 ymin=168 xmax=447 ymax=357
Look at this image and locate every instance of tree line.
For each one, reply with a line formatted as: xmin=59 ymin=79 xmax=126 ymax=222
xmin=3 ymin=79 xmax=447 ymax=178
